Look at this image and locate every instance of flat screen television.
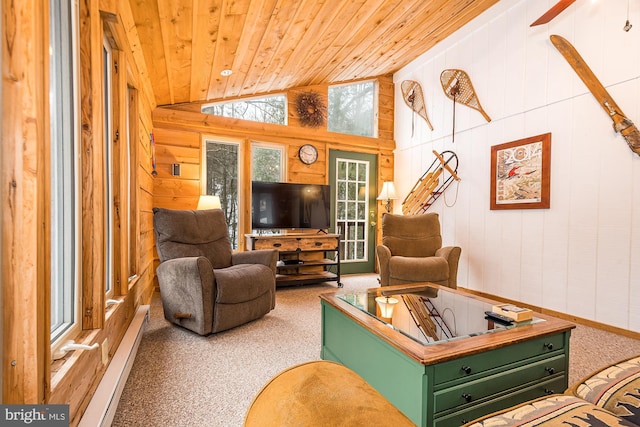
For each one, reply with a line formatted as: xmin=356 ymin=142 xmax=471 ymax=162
xmin=251 ymin=181 xmax=331 ymax=230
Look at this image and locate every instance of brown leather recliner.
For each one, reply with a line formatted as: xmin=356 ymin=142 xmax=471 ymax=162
xmin=153 ymin=208 xmax=277 ymax=335
xmin=376 ymin=213 xmax=461 ymax=288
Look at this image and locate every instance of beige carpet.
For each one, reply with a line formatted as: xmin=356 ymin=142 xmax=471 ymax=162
xmin=112 ymin=274 xmax=640 ymax=426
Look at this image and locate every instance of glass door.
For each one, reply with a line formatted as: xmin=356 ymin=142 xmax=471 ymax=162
xmin=329 ymin=150 xmax=377 ymax=274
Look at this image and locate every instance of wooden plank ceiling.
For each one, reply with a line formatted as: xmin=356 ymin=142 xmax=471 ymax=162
xmin=129 ymin=0 xmax=500 ymax=106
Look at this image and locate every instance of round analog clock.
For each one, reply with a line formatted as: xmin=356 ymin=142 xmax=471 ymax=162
xmin=298 ymin=144 xmax=318 ymax=165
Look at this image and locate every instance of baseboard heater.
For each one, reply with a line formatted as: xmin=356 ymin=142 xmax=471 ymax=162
xmin=79 ymin=305 xmax=150 ymax=427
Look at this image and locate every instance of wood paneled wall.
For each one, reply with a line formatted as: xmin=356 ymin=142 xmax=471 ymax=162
xmin=152 ymin=76 xmax=396 ymax=249
xmin=2 ymin=0 xmax=157 ymax=424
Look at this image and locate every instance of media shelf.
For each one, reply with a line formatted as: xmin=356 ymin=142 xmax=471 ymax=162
xmin=245 ymin=233 xmax=342 ymax=288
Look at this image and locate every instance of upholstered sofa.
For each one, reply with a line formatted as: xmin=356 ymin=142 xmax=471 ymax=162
xmin=464 ymin=354 xmax=640 ymax=426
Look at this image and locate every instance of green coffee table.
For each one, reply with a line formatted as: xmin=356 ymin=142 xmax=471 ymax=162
xmin=320 ymin=283 xmax=575 ymax=427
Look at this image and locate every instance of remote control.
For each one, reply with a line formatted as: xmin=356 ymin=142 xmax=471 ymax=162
xmin=484 ymin=311 xmax=514 ymax=325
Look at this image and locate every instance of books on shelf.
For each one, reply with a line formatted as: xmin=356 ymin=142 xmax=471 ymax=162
xmin=491 ymin=304 xmax=533 ymax=322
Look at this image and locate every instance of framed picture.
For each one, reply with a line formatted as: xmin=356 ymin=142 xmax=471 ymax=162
xmin=490 ymin=133 xmax=551 ymax=210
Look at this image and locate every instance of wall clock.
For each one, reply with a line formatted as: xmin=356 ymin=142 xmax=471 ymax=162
xmin=298 ymin=144 xmax=318 ymax=165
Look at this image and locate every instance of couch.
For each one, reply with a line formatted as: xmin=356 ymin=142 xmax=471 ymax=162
xmin=464 ymin=354 xmax=640 ymax=426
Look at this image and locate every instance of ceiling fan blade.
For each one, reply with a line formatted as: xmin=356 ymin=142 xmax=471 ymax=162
xmin=530 ymin=0 xmax=577 ymax=26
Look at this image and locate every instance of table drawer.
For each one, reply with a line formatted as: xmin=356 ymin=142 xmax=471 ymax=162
xmin=434 ymin=354 xmax=565 ymax=413
xmin=434 ymin=376 xmax=567 ymax=427
xmin=252 ymin=238 xmax=299 ymax=251
xmin=298 ymin=238 xmax=338 ymax=251
xmin=434 ymin=333 xmax=565 ymax=385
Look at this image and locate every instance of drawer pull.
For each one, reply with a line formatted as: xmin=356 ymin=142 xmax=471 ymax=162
xmin=543 ymin=342 xmax=554 ymax=350
xmin=545 ymin=367 xmax=555 ymax=375
xmin=544 ymin=388 xmax=555 ymax=395
xmin=315 ymin=241 xmax=323 ymax=246
xmin=462 ymin=393 xmax=473 ymax=403
xmin=461 ymin=365 xmax=472 ymax=375
xmin=273 ymin=243 xmax=282 ymax=248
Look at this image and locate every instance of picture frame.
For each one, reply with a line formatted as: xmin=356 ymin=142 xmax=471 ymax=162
xmin=490 ymin=133 xmax=551 ymax=210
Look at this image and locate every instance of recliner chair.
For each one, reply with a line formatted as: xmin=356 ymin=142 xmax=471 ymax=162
xmin=153 ymin=207 xmax=277 ymax=335
xmin=376 ymin=213 xmax=461 ymax=288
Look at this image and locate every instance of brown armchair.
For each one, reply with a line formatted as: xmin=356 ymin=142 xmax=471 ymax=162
xmin=376 ymin=213 xmax=461 ymax=288
xmin=153 ymin=207 xmax=277 ymax=335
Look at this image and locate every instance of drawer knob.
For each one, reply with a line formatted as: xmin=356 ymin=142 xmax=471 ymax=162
xmin=461 ymin=365 xmax=472 ymax=375
xmin=544 ymin=388 xmax=555 ymax=395
xmin=273 ymin=243 xmax=282 ymax=248
xmin=545 ymin=367 xmax=555 ymax=375
xmin=543 ymin=342 xmax=554 ymax=350
xmin=315 ymin=241 xmax=322 ymax=246
xmin=462 ymin=393 xmax=473 ymax=403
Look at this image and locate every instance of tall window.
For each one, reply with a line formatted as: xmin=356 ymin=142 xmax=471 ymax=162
xmin=103 ymin=34 xmax=114 ymax=298
xmin=202 ymin=95 xmax=287 ymax=125
xmin=50 ymin=0 xmax=79 ymax=343
xmin=204 ymin=139 xmax=240 ymax=249
xmin=251 ymin=143 xmax=285 ymax=182
xmin=328 ymin=81 xmax=376 ymax=137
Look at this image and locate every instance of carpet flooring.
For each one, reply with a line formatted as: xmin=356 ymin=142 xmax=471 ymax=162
xmin=112 ymin=274 xmax=640 ymax=426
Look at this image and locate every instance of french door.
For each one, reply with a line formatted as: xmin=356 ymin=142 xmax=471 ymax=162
xmin=329 ymin=150 xmax=378 ymax=274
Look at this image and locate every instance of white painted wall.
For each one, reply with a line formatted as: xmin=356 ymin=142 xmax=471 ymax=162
xmin=393 ymin=0 xmax=640 ymax=331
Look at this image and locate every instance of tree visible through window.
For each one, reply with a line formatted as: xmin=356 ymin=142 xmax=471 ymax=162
xmin=205 ymin=140 xmax=239 ymax=249
xmin=252 ymin=145 xmax=283 ymax=182
xmin=328 ymin=81 xmax=376 ymax=137
xmin=202 ymin=95 xmax=287 ymax=125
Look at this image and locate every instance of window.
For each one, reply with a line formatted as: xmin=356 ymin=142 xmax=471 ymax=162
xmin=103 ymin=34 xmax=114 ymax=298
xmin=203 ymin=138 xmax=241 ymax=249
xmin=251 ymin=143 xmax=285 ymax=182
xmin=336 ymin=159 xmax=369 ymax=263
xmin=328 ymin=81 xmax=376 ymax=137
xmin=50 ymin=0 xmax=80 ymax=344
xmin=202 ymin=95 xmax=287 ymax=125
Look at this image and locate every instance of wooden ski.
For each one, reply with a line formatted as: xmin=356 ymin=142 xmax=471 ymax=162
xmin=550 ymin=35 xmax=640 ymax=156
xmin=530 ymin=0 xmax=576 ymax=27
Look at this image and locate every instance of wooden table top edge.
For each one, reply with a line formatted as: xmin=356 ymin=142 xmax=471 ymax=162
xmin=320 ymin=283 xmax=576 ymax=365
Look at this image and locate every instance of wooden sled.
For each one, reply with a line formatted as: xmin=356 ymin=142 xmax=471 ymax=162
xmin=402 ymin=150 xmax=460 ymax=215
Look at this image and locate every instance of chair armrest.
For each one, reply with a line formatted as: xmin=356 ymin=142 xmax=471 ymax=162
xmin=232 ymin=249 xmax=278 ymax=275
xmin=376 ymin=245 xmax=392 ymax=286
xmin=436 ymin=246 xmax=461 ymax=288
xmin=156 ymin=256 xmax=215 ymax=335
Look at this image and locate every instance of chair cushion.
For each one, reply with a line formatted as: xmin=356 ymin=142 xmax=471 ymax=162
xmin=382 ymin=213 xmax=442 ymax=257
xmin=566 ymin=355 xmax=640 ymax=426
xmin=214 ymin=264 xmax=274 ymax=304
xmin=464 ymin=395 xmax=637 ymax=426
xmin=153 ymin=208 xmax=232 ymax=268
xmin=389 ymin=256 xmax=449 ymax=282
xmin=244 ymin=360 xmax=416 ymax=426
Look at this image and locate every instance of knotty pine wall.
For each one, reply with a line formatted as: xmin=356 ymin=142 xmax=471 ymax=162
xmin=393 ymin=0 xmax=640 ymax=335
xmin=2 ymin=0 xmax=157 ymax=424
xmin=152 ymin=76 xmax=396 ymax=251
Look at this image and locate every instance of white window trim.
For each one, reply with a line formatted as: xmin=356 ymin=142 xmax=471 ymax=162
xmin=103 ymin=33 xmax=114 ymax=299
xmin=250 ymin=140 xmax=287 ymax=182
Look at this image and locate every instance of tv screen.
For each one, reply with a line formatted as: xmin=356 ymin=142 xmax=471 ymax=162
xmin=251 ymin=181 xmax=331 ymax=230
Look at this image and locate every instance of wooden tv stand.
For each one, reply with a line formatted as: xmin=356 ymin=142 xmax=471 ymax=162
xmin=245 ymin=233 xmax=342 ymax=287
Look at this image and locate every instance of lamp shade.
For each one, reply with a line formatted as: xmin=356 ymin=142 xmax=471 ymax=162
xmin=377 ymin=181 xmax=397 ymax=201
xmin=197 ymin=195 xmax=221 ymax=210
xmin=375 ymin=296 xmax=399 ymax=319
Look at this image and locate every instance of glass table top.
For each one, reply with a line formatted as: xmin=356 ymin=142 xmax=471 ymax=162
xmin=336 ymin=284 xmax=544 ymax=346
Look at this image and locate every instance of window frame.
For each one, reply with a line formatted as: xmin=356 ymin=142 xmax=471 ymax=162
xmin=250 ymin=141 xmax=286 ymax=183
xmin=201 ymin=136 xmax=245 ymax=250
xmin=49 ymin=0 xmax=81 ymax=352
xmin=327 ymin=80 xmax=378 ymax=138
xmin=102 ymin=32 xmax=115 ymax=300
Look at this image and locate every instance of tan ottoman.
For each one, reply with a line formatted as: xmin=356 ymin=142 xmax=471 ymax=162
xmin=244 ymin=360 xmax=416 ymax=426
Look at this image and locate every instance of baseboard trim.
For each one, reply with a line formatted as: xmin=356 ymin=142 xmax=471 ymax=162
xmin=79 ymin=305 xmax=149 ymax=427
